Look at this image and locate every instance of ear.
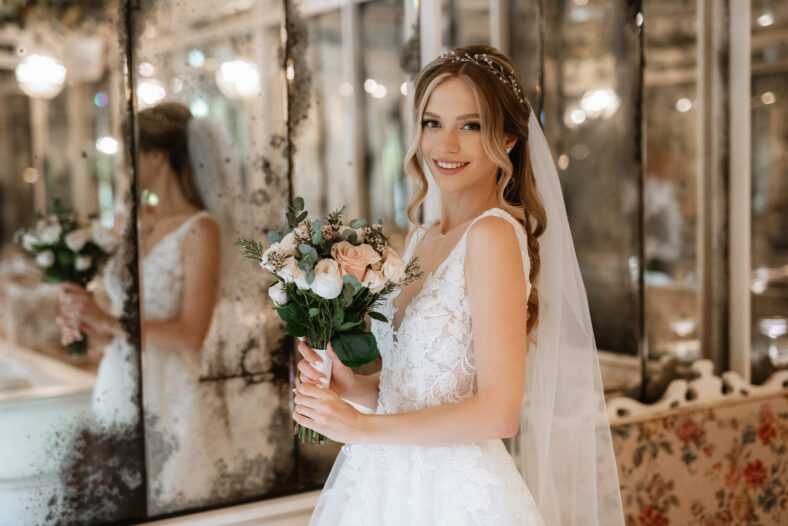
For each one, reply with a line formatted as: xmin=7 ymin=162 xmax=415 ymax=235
xmin=503 ymin=135 xmax=517 ymax=151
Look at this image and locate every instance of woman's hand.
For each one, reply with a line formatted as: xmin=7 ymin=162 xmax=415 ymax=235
xmin=59 ymin=282 xmax=119 ymax=338
xmin=296 ymin=338 xmax=356 ymax=397
xmin=292 ymin=382 xmax=367 ymax=444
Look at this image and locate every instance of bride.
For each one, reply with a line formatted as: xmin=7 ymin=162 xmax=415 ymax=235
xmin=58 ymin=102 xmax=222 ymax=514
xmin=293 ymin=45 xmax=625 ymax=525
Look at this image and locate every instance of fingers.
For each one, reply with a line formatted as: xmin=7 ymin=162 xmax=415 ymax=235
xmin=297 ymin=340 xmax=322 ymax=365
xmin=297 ymin=359 xmax=326 ymax=383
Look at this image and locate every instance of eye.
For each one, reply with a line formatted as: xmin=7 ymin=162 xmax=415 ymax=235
xmin=462 ymin=122 xmax=481 ymax=131
xmin=421 ymin=119 xmax=439 ymax=128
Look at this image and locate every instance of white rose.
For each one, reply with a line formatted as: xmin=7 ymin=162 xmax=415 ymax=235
xmin=90 ymin=221 xmax=118 ymax=252
xmin=278 ymin=232 xmax=299 ymax=256
xmin=39 ymin=223 xmax=62 ymax=244
xmin=361 ymin=268 xmax=386 ymax=293
xmin=65 ymin=228 xmax=91 ymax=252
xmin=311 ymin=259 xmax=343 ymax=299
xmin=268 ymin=282 xmax=288 ymax=306
xmin=293 ymin=266 xmax=311 ymax=290
xmin=381 ymin=252 xmax=406 ymax=284
xmin=36 ymin=250 xmax=55 ymax=268
xmin=75 ymin=255 xmax=92 ymax=271
xmin=22 ymin=233 xmax=39 ymax=251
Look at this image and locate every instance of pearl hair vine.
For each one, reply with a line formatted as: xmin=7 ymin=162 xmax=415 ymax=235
xmin=439 ymin=50 xmax=526 ymax=105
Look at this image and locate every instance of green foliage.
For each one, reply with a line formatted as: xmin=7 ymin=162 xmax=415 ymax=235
xmin=330 ymin=332 xmax=378 ymax=369
xmin=236 ymin=238 xmax=264 ymax=261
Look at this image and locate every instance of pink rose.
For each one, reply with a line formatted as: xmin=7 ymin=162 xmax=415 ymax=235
xmin=331 ymin=241 xmax=381 ymax=281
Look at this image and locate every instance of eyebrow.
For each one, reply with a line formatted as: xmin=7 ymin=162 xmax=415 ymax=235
xmin=423 ymin=111 xmax=480 ymax=120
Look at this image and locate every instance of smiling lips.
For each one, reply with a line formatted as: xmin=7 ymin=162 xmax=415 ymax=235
xmin=433 ymin=159 xmax=470 ymax=174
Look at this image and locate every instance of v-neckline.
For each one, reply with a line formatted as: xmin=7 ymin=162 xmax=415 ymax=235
xmin=390 ymin=207 xmax=502 ymax=339
xmin=141 ymin=211 xmax=205 ymax=261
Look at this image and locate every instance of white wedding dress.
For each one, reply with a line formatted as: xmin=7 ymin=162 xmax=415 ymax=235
xmin=101 ymin=210 xmax=215 ymax=515
xmin=309 ymin=207 xmax=545 ymax=526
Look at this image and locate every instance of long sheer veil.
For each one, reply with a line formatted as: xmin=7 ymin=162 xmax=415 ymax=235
xmin=509 ymin=110 xmax=625 ymax=525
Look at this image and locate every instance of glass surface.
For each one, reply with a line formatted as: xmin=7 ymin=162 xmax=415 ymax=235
xmin=441 ymin=0 xmax=491 ymax=49
xmin=641 ymin=0 xmax=701 ymax=375
xmin=132 ymin=0 xmax=293 ymax=515
xmin=541 ymin=0 xmax=642 ymax=358
xmin=750 ymin=0 xmax=788 ymax=383
xmin=0 ymin=3 xmax=146 ymax=523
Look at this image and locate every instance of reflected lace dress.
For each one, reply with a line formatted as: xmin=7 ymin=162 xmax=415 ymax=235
xmin=309 ymin=208 xmax=545 ymax=526
xmin=102 ymin=210 xmax=214 ymax=514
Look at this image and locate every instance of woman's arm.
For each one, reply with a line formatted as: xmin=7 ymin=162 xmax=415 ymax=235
xmin=294 ymin=216 xmax=529 ymax=446
xmin=143 ymin=217 xmax=221 ymax=353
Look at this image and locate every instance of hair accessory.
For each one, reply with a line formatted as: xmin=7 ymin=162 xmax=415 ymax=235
xmin=439 ymin=50 xmax=526 ymax=105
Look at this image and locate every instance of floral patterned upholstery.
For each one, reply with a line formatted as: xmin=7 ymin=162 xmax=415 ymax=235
xmin=611 ymin=391 xmax=788 ymax=525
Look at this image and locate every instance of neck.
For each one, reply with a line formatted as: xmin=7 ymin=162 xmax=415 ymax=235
xmin=143 ymin=169 xmax=198 ymax=219
xmin=437 ymin=183 xmax=498 ymax=235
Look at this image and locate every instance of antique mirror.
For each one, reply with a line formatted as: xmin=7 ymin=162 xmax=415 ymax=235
xmin=131 ymin=0 xmax=295 ymax=516
xmin=0 ymin=2 xmax=145 ymax=523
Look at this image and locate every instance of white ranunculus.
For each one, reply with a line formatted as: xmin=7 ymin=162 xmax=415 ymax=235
xmin=361 ymin=268 xmax=387 ymax=293
xmin=311 ymin=259 xmax=343 ymax=299
xmin=278 ymin=232 xmax=299 ymax=256
xmin=268 ymin=282 xmax=288 ymax=306
xmin=91 ymin=221 xmax=118 ymax=252
xmin=65 ymin=228 xmax=91 ymax=252
xmin=22 ymin=233 xmax=39 ymax=251
xmin=36 ymin=250 xmax=55 ymax=268
xmin=381 ymin=252 xmax=406 ymax=284
xmin=38 ymin=222 xmax=62 ymax=244
xmin=75 ymin=255 xmax=92 ymax=271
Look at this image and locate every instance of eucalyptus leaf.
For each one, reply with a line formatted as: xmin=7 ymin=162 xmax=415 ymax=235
xmin=307 ymin=268 xmax=315 ymax=284
xmin=267 ymin=230 xmax=283 ymax=244
xmin=296 ymin=211 xmax=308 ymax=223
xmin=293 ymin=197 xmax=304 ymax=211
xmin=349 ymin=218 xmax=367 ymax=229
xmin=308 ymin=307 xmax=319 ymax=318
xmin=312 ymin=219 xmax=323 ymax=244
xmin=341 ymin=229 xmax=358 ymax=244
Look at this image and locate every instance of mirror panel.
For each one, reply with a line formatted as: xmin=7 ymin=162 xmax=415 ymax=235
xmin=132 ymin=0 xmax=294 ymax=515
xmin=0 ymin=2 xmax=146 ymax=523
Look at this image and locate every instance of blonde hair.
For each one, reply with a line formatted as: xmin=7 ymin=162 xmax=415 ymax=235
xmin=403 ymin=44 xmax=546 ymax=334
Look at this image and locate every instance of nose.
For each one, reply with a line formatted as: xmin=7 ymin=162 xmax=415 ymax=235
xmin=438 ymin=127 xmax=460 ymax=153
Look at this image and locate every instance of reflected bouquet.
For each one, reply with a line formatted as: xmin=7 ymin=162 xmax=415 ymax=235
xmin=237 ymin=197 xmax=421 ymax=444
xmin=14 ymin=201 xmax=118 ymax=355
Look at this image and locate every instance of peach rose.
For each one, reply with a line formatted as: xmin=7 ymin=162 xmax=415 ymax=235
xmin=331 ymin=241 xmax=381 ymax=281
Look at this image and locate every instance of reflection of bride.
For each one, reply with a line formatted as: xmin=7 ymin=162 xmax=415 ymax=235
xmin=59 ymin=102 xmax=223 ymax=514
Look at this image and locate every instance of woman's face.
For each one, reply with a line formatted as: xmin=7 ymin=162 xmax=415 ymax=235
xmin=419 ymin=77 xmax=500 ymax=195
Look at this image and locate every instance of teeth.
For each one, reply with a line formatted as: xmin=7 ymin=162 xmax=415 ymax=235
xmin=436 ymin=161 xmax=468 ymax=169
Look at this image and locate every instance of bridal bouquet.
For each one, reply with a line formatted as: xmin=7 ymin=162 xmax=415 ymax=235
xmin=14 ymin=201 xmax=117 ymax=355
xmin=237 ymin=197 xmax=421 ymax=444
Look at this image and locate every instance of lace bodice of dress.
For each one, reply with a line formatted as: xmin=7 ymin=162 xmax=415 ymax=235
xmin=371 ymin=208 xmax=531 ymax=415
xmin=141 ymin=211 xmax=210 ymax=321
xmin=103 ymin=211 xmax=210 ymax=320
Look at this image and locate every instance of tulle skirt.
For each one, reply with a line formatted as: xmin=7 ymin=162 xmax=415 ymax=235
xmin=308 ymin=438 xmax=545 ymax=526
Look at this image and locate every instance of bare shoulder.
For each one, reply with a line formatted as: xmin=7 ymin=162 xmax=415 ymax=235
xmin=183 ymin=215 xmax=221 ymax=252
xmin=466 ymin=214 xmax=521 ymax=253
